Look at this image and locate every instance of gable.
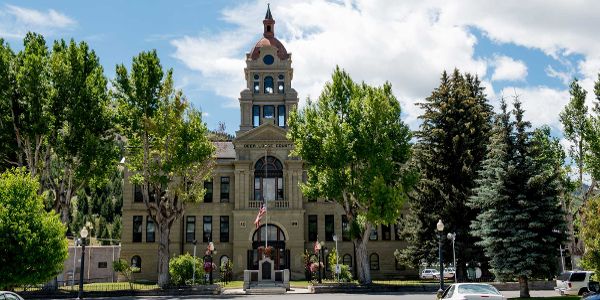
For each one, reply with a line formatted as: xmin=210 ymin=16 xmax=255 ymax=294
xmin=234 ymin=123 xmax=289 ymax=142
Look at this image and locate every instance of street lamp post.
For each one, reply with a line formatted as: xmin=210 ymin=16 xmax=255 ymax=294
xmin=315 ymin=241 xmax=323 ymax=283
xmin=77 ymin=227 xmax=88 ymax=300
xmin=447 ymin=232 xmax=456 ymax=283
xmin=192 ymin=240 xmax=197 ymax=285
xmin=208 ymin=242 xmax=215 ymax=284
xmin=437 ymin=220 xmax=445 ymax=294
xmin=333 ymin=234 xmax=339 ymax=283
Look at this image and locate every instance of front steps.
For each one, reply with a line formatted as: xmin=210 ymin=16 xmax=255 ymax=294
xmin=245 ymin=282 xmax=287 ymax=294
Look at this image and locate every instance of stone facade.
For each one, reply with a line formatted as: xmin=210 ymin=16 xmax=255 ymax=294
xmin=60 ymin=245 xmax=121 ymax=284
xmin=121 ymin=6 xmax=415 ymax=282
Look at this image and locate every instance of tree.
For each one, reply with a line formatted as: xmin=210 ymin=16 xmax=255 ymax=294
xmin=169 ymin=253 xmax=204 ymax=286
xmin=288 ymin=67 xmax=414 ymax=284
xmin=2 ymin=33 xmax=118 ymax=225
xmin=113 ymin=259 xmax=140 ymax=290
xmin=559 ymin=78 xmax=591 ymax=264
xmin=0 ymin=39 xmax=18 ymax=171
xmin=581 ymin=195 xmax=600 ymax=279
xmin=0 ymin=168 xmax=68 ymax=289
xmin=114 ymin=50 xmax=215 ymax=288
xmin=470 ymin=99 xmax=566 ymax=298
xmin=400 ymin=70 xmax=493 ymax=279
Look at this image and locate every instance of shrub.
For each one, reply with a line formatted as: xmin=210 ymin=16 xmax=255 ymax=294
xmin=169 ymin=253 xmax=204 ymax=286
xmin=113 ymin=259 xmax=139 ymax=290
xmin=328 ymin=248 xmax=353 ymax=282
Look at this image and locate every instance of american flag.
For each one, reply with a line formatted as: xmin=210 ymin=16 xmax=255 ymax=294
xmin=254 ymin=202 xmax=267 ymax=229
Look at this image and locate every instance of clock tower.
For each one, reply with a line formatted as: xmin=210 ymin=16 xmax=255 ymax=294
xmin=237 ymin=4 xmax=298 ymax=134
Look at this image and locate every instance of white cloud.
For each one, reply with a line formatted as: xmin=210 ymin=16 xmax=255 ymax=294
xmin=0 ymin=4 xmax=76 ymax=38
xmin=491 ymin=55 xmax=528 ymax=82
xmin=170 ymin=0 xmax=600 ymax=130
xmin=499 ymin=86 xmax=569 ymax=131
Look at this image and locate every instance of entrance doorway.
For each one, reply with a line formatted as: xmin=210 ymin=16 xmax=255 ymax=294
xmin=247 ymin=224 xmax=290 ymax=270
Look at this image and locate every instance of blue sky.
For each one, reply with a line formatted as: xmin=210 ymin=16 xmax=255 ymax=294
xmin=2 ymin=0 xmax=599 ymax=141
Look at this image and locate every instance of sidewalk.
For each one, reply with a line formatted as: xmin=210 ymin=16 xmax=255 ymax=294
xmin=222 ymin=287 xmax=311 ymax=295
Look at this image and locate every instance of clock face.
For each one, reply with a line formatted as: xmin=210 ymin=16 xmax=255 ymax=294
xmin=263 ymin=55 xmax=274 ymax=65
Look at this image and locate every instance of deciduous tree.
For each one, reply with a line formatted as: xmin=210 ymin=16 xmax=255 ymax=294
xmin=114 ymin=50 xmax=215 ymax=287
xmin=288 ymin=67 xmax=414 ymax=284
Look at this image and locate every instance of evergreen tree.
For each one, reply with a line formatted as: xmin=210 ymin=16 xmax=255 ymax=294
xmin=400 ymin=69 xmax=493 ymax=279
xmin=470 ymin=99 xmax=566 ymax=298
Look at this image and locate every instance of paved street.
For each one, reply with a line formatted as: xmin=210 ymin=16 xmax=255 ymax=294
xmin=42 ymin=289 xmax=560 ymax=300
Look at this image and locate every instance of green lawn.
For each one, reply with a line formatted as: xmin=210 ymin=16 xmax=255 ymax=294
xmin=220 ymin=280 xmax=313 ymax=289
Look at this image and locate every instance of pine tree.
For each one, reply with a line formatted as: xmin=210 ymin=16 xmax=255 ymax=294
xmin=470 ymin=98 xmax=566 ymax=298
xmin=400 ymin=69 xmax=493 ymax=279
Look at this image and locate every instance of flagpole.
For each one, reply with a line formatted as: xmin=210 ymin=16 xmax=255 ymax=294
xmin=264 ymin=145 xmax=268 ymax=251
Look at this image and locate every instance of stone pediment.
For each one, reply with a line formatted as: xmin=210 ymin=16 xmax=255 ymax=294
xmin=235 ymin=122 xmax=289 ymax=143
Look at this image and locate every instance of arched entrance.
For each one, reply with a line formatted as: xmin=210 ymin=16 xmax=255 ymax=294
xmin=247 ymin=224 xmax=290 ymax=270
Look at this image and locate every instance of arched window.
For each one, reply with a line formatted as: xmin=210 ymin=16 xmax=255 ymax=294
xmin=253 ymin=74 xmax=260 ymax=94
xmin=252 ymin=224 xmax=286 ymax=242
xmin=131 ymin=255 xmax=142 ymax=272
xmin=254 ymin=156 xmax=284 ymax=201
xmin=277 ymin=74 xmax=284 ymax=94
xmin=369 ymin=253 xmax=379 ymax=270
xmin=264 ymin=76 xmax=274 ymax=94
xmin=342 ymin=254 xmax=352 ymax=268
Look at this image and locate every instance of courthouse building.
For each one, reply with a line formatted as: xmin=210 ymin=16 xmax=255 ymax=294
xmin=121 ymin=7 xmax=412 ymax=281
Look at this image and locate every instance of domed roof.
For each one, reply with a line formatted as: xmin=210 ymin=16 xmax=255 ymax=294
xmin=250 ymin=37 xmax=289 ymax=60
xmin=249 ymin=4 xmax=289 ymax=61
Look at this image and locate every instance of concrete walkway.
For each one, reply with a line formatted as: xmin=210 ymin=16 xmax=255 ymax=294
xmin=221 ymin=287 xmax=311 ymax=295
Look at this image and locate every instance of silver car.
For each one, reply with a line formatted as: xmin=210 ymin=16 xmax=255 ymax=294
xmin=0 ymin=291 xmax=24 ymax=300
xmin=438 ymin=283 xmax=506 ymax=300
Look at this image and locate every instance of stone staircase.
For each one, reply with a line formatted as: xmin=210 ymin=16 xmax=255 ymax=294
xmin=245 ymin=282 xmax=287 ymax=295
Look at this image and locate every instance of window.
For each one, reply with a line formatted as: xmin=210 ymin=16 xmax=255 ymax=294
xmin=134 ymin=185 xmax=143 ymax=202
xmin=325 ymin=215 xmax=334 ymax=241
xmin=342 ymin=215 xmax=351 ymax=241
xmin=185 ymin=216 xmax=196 ymax=243
xmin=133 ymin=216 xmax=142 ymax=242
xmin=264 ymin=76 xmax=274 ymax=93
xmin=220 ymin=177 xmax=230 ymax=202
xmin=278 ymin=105 xmax=286 ymax=127
xmin=369 ymin=253 xmax=380 ymax=270
xmin=369 ymin=226 xmax=378 ymax=241
xmin=254 ymin=156 xmax=284 ymax=201
xmin=342 ymin=254 xmax=353 ymax=268
xmin=277 ymin=75 xmax=284 ymax=94
xmin=382 ymin=224 xmax=391 ymax=241
xmin=98 ymin=262 xmax=108 ymax=268
xmin=253 ymin=74 xmax=260 ymax=94
xmin=263 ymin=105 xmax=275 ymax=119
xmin=203 ymin=216 xmax=212 ymax=242
xmin=146 ymin=216 xmax=155 ymax=243
xmin=204 ymin=180 xmax=213 ymax=203
xmin=253 ymin=105 xmax=260 ymax=127
xmin=263 ymin=55 xmax=274 ymax=65
xmin=220 ymin=216 xmax=229 ymax=243
xmin=308 ymin=215 xmax=318 ymax=241
xmin=131 ymin=255 xmax=141 ymax=271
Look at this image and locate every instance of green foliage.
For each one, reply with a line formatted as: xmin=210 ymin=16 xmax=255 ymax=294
xmin=113 ymin=258 xmax=140 ymax=289
xmin=288 ymin=66 xmax=414 ymax=284
xmin=114 ymin=50 xmax=215 ymax=287
xmin=169 ymin=253 xmax=204 ymax=286
xmin=582 ymin=195 xmax=600 ymax=280
xmin=327 ymin=248 xmax=352 ymax=282
xmin=0 ymin=39 xmax=18 ymax=171
xmin=0 ymin=168 xmax=68 ymax=288
xmin=470 ymin=99 xmax=566 ymax=283
xmin=401 ymin=69 xmax=493 ymax=270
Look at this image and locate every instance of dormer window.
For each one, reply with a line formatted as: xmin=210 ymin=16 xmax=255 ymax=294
xmin=277 ymin=74 xmax=284 ymax=94
xmin=264 ymin=76 xmax=274 ymax=94
xmin=253 ymin=74 xmax=260 ymax=94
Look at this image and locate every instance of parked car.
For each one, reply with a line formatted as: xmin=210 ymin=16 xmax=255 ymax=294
xmin=0 ymin=291 xmax=24 ymax=300
xmin=434 ymin=268 xmax=456 ymax=279
xmin=421 ymin=268 xmax=439 ymax=279
xmin=438 ymin=283 xmax=506 ymax=300
xmin=555 ymin=270 xmax=595 ymax=296
xmin=582 ymin=281 xmax=600 ymax=299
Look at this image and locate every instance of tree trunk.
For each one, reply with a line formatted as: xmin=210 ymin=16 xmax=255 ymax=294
xmin=354 ymin=223 xmax=372 ymax=285
xmin=157 ymin=222 xmax=171 ymax=288
xmin=518 ymin=275 xmax=530 ymax=298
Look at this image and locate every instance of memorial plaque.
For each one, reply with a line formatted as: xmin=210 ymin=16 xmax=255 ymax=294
xmin=262 ymin=261 xmax=272 ymax=280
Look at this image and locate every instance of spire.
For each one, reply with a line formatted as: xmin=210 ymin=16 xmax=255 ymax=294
xmin=265 ymin=3 xmax=273 ymax=20
xmin=263 ymin=4 xmax=275 ymax=38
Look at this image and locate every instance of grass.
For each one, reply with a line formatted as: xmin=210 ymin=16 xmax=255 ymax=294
xmin=16 ymin=282 xmax=159 ymax=292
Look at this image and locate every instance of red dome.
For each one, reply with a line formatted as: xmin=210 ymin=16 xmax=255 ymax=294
xmin=250 ymin=37 xmax=289 ymax=61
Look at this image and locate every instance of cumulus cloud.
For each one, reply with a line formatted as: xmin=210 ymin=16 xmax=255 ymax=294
xmin=491 ymin=55 xmax=528 ymax=82
xmin=0 ymin=4 xmax=76 ymax=38
xmin=170 ymin=0 xmax=599 ymax=130
xmin=499 ymin=86 xmax=569 ymax=130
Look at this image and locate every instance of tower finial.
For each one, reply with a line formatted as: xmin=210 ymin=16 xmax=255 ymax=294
xmin=265 ymin=3 xmax=273 ymax=20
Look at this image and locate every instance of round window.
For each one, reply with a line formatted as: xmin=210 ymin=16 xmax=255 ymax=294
xmin=278 ymin=74 xmax=284 ymax=80
xmin=254 ymin=74 xmax=259 ymax=80
xmin=263 ymin=55 xmax=274 ymax=65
